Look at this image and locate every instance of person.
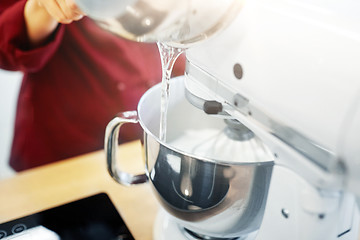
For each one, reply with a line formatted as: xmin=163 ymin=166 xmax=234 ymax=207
xmin=0 ymin=0 xmax=185 ymax=171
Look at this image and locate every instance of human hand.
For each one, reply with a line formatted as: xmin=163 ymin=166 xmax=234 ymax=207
xmin=35 ymin=0 xmax=85 ymax=24
xmin=24 ymin=0 xmax=85 ymax=46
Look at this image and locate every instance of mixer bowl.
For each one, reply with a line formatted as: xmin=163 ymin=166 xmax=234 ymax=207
xmin=105 ymin=76 xmax=274 ymax=238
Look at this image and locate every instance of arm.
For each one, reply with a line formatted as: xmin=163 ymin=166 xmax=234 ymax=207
xmin=24 ymin=0 xmax=84 ymax=47
xmin=0 ymin=0 xmax=83 ymax=72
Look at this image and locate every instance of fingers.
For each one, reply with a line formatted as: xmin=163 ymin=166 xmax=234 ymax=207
xmin=65 ymin=0 xmax=85 ymax=16
xmin=62 ymin=0 xmax=84 ymax=20
xmin=37 ymin=0 xmax=84 ymax=24
xmin=38 ymin=0 xmax=70 ymax=24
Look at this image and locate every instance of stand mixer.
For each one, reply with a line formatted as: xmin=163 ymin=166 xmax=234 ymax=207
xmin=76 ymin=0 xmax=360 ymax=239
xmin=182 ymin=0 xmax=360 ymax=238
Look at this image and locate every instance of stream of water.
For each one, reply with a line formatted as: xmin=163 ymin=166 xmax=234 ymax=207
xmin=157 ymin=42 xmax=184 ymax=142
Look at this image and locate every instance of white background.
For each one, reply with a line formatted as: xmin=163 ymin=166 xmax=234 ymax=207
xmin=0 ymin=69 xmax=22 ymax=179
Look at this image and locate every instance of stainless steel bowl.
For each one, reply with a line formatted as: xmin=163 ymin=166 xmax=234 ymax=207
xmin=105 ymin=76 xmax=274 ymax=238
xmin=75 ymin=0 xmax=244 ymax=48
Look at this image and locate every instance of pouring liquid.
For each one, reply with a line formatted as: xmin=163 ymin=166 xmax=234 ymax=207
xmin=157 ymin=42 xmax=184 ymax=142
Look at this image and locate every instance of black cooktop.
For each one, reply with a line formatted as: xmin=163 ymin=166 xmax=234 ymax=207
xmin=0 ymin=193 xmax=134 ymax=240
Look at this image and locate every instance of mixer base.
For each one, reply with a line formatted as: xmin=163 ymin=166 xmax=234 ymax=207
xmin=153 ymin=208 xmax=257 ymax=240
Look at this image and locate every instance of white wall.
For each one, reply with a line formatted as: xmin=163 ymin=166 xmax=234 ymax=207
xmin=0 ymin=69 xmax=22 ymax=179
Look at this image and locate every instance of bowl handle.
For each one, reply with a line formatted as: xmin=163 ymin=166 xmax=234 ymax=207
xmin=104 ymin=111 xmax=148 ymax=186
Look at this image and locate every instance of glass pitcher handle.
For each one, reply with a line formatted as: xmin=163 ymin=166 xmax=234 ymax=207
xmin=104 ymin=111 xmax=148 ymax=186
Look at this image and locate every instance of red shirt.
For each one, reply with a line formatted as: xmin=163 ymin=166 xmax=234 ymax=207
xmin=0 ymin=0 xmax=184 ymax=171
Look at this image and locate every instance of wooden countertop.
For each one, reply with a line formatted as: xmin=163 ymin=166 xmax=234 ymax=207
xmin=0 ymin=140 xmax=158 ymax=240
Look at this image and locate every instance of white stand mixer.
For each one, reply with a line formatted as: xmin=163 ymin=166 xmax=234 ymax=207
xmin=77 ymin=0 xmax=360 ymax=239
xmin=179 ymin=0 xmax=360 ymax=238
